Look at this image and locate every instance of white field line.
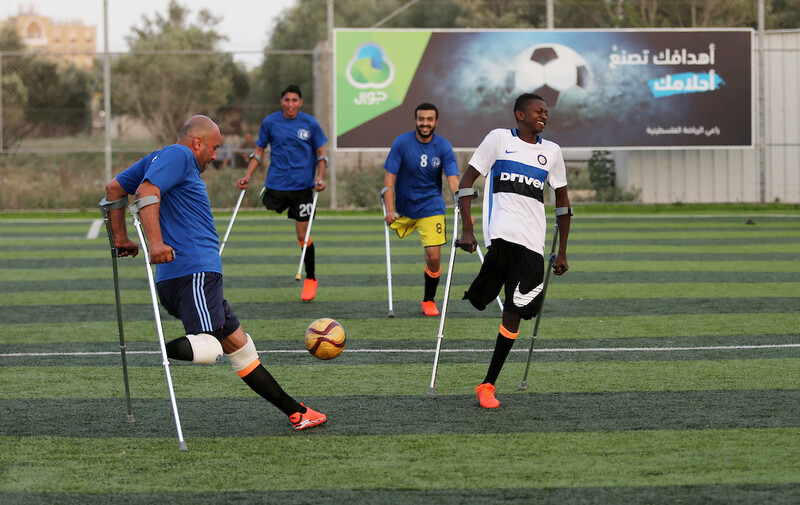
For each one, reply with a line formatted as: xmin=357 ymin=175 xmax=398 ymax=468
xmin=86 ymin=219 xmax=103 ymax=239
xmin=3 ymin=343 xmax=799 ymax=358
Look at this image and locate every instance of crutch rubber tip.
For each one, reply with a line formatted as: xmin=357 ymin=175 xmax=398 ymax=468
xmin=178 ymin=441 xmax=188 ymax=451
xmin=426 ymin=387 xmax=436 ymax=398
xmin=295 ymin=274 xmax=302 ymax=281
xmin=518 ymin=381 xmax=528 ymax=390
xmin=126 ymin=414 xmax=135 ymax=423
xmin=388 ymin=311 xmax=394 ymax=318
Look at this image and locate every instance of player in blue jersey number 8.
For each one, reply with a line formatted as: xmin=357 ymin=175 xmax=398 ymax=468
xmin=382 ymin=103 xmax=460 ymax=317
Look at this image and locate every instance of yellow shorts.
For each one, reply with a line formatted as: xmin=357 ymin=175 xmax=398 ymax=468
xmin=390 ymin=214 xmax=446 ymax=247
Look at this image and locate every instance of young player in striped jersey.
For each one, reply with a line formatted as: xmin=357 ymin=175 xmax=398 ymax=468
xmin=457 ymin=93 xmax=572 ymax=408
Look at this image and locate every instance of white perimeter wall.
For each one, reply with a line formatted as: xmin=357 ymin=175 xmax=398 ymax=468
xmin=619 ymin=30 xmax=800 ymax=204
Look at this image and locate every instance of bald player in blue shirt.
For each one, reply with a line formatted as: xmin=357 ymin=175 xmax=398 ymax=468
xmin=105 ymin=115 xmax=326 ymax=431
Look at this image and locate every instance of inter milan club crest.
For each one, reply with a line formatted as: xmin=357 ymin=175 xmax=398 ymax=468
xmin=538 ymin=154 xmax=547 ymax=165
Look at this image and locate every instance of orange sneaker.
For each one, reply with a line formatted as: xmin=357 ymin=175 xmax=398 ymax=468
xmin=475 ymin=383 xmax=500 ymax=408
xmin=289 ymin=404 xmax=326 ymax=430
xmin=301 ymin=278 xmax=318 ymax=301
xmin=421 ymin=300 xmax=440 ymax=316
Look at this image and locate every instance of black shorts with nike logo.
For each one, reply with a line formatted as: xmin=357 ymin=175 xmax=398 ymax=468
xmin=463 ymin=238 xmax=545 ymax=320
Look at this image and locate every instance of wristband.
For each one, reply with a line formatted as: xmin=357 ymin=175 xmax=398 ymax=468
xmin=555 ymin=206 xmax=573 ymax=217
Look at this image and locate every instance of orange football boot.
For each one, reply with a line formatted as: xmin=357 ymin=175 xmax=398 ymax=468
xmin=475 ymin=383 xmax=500 ymax=408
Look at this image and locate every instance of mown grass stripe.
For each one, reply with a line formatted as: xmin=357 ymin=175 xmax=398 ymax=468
xmin=3 ymin=259 xmax=799 ymax=283
xmin=8 ymin=271 xmax=800 ymax=293
xmin=4 ymin=241 xmax=800 ymax=260
xmin=3 ymin=252 xmax=798 ymax=272
xmin=3 ymin=282 xmax=800 ymax=306
xmin=2 ymin=390 xmax=799 ymax=438
xmin=2 ymin=297 xmax=798 ymax=324
xmin=2 ymin=485 xmax=799 ymax=505
xmin=2 ymin=358 xmax=797 ymax=399
xmin=3 ymin=313 xmax=797 ymax=344
xmin=1 ymin=429 xmax=798 ymax=492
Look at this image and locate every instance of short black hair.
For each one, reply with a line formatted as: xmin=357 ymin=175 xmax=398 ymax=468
xmin=281 ymin=84 xmax=302 ymax=99
xmin=415 ymin=102 xmax=438 ymax=120
xmin=513 ymin=93 xmax=545 ymax=116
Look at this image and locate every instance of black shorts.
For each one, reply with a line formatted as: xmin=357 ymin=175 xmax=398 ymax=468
xmin=156 ymin=272 xmax=240 ymax=337
xmin=463 ymin=238 xmax=545 ymax=320
xmin=261 ymin=187 xmax=314 ymax=221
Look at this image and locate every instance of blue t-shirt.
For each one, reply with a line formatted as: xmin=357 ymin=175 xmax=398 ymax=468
xmin=116 ymin=144 xmax=222 ymax=283
xmin=257 ymin=111 xmax=328 ymax=191
xmin=383 ymin=131 xmax=459 ymax=219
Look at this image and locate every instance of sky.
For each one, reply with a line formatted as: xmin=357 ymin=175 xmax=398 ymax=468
xmin=4 ymin=0 xmax=298 ymax=68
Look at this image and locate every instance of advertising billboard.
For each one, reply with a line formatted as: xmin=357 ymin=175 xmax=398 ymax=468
xmin=335 ymin=29 xmax=753 ymax=150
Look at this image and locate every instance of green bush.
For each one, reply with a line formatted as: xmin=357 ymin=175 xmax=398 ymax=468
xmin=588 ymin=150 xmax=638 ymax=202
xmin=337 ymin=164 xmax=385 ymax=209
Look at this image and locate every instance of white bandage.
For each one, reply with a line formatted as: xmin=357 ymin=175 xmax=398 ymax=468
xmin=186 ymin=333 xmax=223 ymax=365
xmin=226 ymin=333 xmax=260 ymax=377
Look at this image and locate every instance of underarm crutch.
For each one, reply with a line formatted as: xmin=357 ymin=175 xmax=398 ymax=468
xmin=380 ymin=191 xmax=394 ymax=318
xmin=427 ymin=204 xmax=461 ymax=398
xmin=219 ymin=189 xmax=246 ymax=256
xmin=99 ymin=197 xmax=134 ymax=424
xmin=128 ymin=197 xmax=188 ymax=451
xmin=296 ymin=190 xmax=319 ymax=281
xmin=518 ymin=222 xmax=560 ymax=391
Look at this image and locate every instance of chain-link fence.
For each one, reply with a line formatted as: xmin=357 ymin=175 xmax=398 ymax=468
xmin=2 ymin=0 xmax=799 ymax=209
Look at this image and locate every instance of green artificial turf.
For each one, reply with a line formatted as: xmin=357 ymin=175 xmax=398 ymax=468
xmin=1 ymin=210 xmax=798 ymax=504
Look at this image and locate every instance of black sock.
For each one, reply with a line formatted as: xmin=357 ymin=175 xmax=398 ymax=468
xmin=483 ymin=333 xmax=515 ymax=384
xmin=304 ymin=243 xmax=316 ymax=280
xmin=165 ymin=336 xmax=193 ymax=361
xmin=423 ymin=270 xmax=439 ymax=301
xmin=241 ymin=364 xmax=304 ymax=416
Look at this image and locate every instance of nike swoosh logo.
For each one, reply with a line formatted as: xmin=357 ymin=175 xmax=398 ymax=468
xmin=512 ymin=282 xmax=543 ymax=307
xmin=505 ymin=149 xmax=516 ymax=154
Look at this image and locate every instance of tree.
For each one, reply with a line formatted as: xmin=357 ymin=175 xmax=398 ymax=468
xmin=111 ymin=0 xmax=238 ymax=144
xmin=453 ymin=0 xmax=545 ymax=28
xmin=768 ymin=0 xmax=800 ymax=29
xmin=245 ymin=0 xmax=466 ymax=127
xmin=607 ymin=0 xmax=755 ymax=28
xmin=1 ymin=27 xmax=92 ymax=148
